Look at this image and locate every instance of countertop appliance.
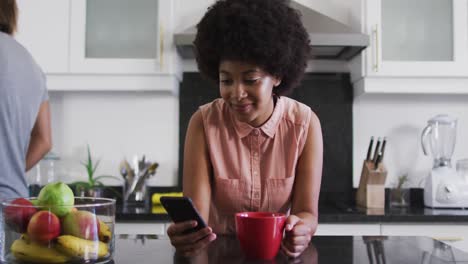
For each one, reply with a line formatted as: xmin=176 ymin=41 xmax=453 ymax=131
xmin=422 ymin=114 xmax=468 ymax=208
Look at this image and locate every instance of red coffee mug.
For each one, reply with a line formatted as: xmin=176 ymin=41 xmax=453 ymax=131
xmin=235 ymin=212 xmax=286 ymax=260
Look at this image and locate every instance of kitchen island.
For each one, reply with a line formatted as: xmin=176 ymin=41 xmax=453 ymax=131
xmin=111 ymin=235 xmax=468 ymax=263
xmin=114 ymin=187 xmax=468 ymax=252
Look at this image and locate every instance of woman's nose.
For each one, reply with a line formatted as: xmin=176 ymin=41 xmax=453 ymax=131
xmin=232 ymin=82 xmax=247 ymax=101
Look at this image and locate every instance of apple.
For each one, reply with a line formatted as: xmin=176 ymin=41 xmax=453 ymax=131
xmin=4 ymin=198 xmax=37 ymax=233
xmin=37 ymin=182 xmax=74 ymax=217
xmin=62 ymin=210 xmax=100 ymax=240
xmin=27 ymin=211 xmax=61 ymax=244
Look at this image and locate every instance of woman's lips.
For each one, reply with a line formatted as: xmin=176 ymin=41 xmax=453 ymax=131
xmin=232 ymin=103 xmax=253 ymax=114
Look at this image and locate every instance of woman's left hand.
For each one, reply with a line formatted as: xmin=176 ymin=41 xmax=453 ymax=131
xmin=281 ymin=214 xmax=316 ymax=258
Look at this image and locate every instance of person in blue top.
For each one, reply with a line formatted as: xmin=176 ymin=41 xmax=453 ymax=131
xmin=0 ymin=0 xmax=52 ymax=199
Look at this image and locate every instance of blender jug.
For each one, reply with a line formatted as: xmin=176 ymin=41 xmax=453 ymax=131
xmin=421 ymin=114 xmax=457 ymax=168
xmin=421 ymin=114 xmax=468 ymax=208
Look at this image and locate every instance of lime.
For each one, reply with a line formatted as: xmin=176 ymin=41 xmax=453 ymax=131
xmin=37 ymin=182 xmax=75 ymax=217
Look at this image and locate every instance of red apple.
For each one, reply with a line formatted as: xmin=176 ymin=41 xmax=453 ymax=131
xmin=27 ymin=211 xmax=61 ymax=244
xmin=62 ymin=210 xmax=100 ymax=240
xmin=4 ymin=198 xmax=37 ymax=233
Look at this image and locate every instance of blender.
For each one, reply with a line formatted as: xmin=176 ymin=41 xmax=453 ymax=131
xmin=421 ymin=114 xmax=468 ymax=208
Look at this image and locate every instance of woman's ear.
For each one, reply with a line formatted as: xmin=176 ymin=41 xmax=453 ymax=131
xmin=274 ymin=77 xmax=282 ymax=87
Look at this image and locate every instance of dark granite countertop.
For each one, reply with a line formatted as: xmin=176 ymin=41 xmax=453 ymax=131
xmin=116 ymin=204 xmax=468 ymax=223
xmin=111 ymin=235 xmax=468 ymax=263
xmin=115 ymin=188 xmax=468 ymax=223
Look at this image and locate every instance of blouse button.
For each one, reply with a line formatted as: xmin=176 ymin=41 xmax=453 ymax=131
xmin=253 ymin=130 xmax=260 ymax=136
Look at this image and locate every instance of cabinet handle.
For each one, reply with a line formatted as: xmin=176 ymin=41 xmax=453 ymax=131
xmin=159 ymin=24 xmax=164 ymax=69
xmin=372 ymin=24 xmax=379 ymax=72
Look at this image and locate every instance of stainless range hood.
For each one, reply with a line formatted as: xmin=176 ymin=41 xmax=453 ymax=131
xmin=174 ymin=0 xmax=369 ymax=61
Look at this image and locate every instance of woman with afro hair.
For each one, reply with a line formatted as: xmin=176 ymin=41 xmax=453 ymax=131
xmin=167 ymin=0 xmax=323 ymax=258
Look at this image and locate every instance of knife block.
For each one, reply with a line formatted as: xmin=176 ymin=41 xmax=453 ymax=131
xmin=356 ymin=160 xmax=387 ymax=209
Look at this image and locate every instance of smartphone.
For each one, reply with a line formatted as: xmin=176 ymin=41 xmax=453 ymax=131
xmin=160 ymin=196 xmax=207 ymax=234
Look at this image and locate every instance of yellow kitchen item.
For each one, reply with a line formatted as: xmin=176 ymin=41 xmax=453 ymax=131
xmin=152 ymin=192 xmax=183 ymax=205
xmin=151 ymin=205 xmax=167 ymax=214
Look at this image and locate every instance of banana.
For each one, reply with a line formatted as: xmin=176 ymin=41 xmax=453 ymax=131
xmin=10 ymin=237 xmax=71 ymax=263
xmin=56 ymin=235 xmax=109 ymax=260
xmin=98 ymin=219 xmax=112 ymax=243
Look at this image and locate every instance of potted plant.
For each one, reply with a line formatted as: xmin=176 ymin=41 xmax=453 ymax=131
xmin=71 ymin=145 xmax=122 ymax=198
xmin=390 ymin=174 xmax=410 ymax=207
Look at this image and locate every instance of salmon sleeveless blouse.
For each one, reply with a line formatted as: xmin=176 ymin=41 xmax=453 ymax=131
xmin=199 ymin=96 xmax=312 ymax=234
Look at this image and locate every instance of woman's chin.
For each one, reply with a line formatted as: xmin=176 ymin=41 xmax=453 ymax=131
xmin=233 ymin=113 xmax=253 ymax=124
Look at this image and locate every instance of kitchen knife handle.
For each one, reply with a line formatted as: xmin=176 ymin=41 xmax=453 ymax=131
xmin=380 ymin=137 xmax=387 ymax=160
xmin=372 ymin=137 xmax=382 ymax=164
xmin=366 ymin=136 xmax=374 ymax=161
xmin=374 ymin=152 xmax=383 ymax=169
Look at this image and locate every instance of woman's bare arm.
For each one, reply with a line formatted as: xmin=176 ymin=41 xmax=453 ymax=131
xmin=290 ymin=111 xmax=323 ymax=229
xmin=182 ymin=110 xmax=212 ymax=222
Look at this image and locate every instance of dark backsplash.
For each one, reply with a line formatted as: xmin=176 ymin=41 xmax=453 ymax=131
xmin=179 ymin=73 xmax=353 ymax=206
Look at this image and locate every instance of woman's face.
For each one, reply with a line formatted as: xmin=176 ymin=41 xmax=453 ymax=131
xmin=219 ymin=60 xmax=281 ymax=127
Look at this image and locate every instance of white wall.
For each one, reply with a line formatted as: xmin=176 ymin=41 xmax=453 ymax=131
xmin=41 ymin=87 xmax=468 ymax=190
xmin=173 ymin=0 xmax=213 ymax=32
xmin=353 ymin=94 xmax=468 ymax=188
xmin=29 ymin=92 xmax=180 ymax=187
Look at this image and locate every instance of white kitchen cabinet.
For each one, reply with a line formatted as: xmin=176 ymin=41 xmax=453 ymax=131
xmin=69 ymin=0 xmax=177 ymax=75
xmin=365 ymin=0 xmax=468 ymax=77
xmin=15 ymin=0 xmax=180 ymax=92
xmin=14 ymin=0 xmax=70 ymax=73
xmin=315 ymin=224 xmax=381 ymax=236
xmin=351 ymin=0 xmax=468 ymax=96
xmin=381 ymin=223 xmax=468 ymax=253
xmin=115 ymin=223 xmax=166 ymax=235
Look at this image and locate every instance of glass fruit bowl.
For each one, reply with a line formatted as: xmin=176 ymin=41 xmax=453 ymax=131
xmin=1 ymin=197 xmax=115 ymax=264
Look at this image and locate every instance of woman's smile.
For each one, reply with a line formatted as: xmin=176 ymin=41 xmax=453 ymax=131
xmin=231 ymin=103 xmax=253 ymax=114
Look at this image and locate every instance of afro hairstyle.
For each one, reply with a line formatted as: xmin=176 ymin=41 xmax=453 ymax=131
xmin=193 ymin=0 xmax=311 ymax=95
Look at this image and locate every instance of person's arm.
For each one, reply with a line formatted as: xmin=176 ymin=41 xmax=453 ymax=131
xmin=25 ymin=101 xmax=52 ymax=171
xmin=167 ymin=110 xmax=216 ymax=257
xmin=182 ymin=110 xmax=212 ymax=221
xmin=282 ymin=111 xmax=323 ymax=257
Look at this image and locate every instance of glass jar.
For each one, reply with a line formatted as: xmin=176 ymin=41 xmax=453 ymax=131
xmin=28 ymin=152 xmax=61 ymax=196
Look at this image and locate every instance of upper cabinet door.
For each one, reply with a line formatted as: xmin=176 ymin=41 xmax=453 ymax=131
xmin=15 ymin=0 xmax=70 ymax=73
xmin=365 ymin=0 xmax=468 ymax=77
xmin=70 ymin=0 xmax=172 ymax=74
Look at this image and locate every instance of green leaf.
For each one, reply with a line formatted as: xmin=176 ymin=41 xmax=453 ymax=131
xmin=94 ymin=175 xmax=122 ymax=182
xmin=87 ymin=144 xmax=92 ymax=167
xmin=92 ymin=159 xmax=101 ymax=176
xmin=94 ymin=181 xmax=105 ymax=187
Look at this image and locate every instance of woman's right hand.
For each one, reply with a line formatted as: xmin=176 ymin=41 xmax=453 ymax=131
xmin=167 ymin=220 xmax=217 ymax=257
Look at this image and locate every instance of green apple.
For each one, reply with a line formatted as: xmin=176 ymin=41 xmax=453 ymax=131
xmin=37 ymin=182 xmax=74 ymax=217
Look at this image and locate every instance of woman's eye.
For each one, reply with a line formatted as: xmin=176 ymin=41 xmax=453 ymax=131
xmin=220 ymin=79 xmax=232 ymax=85
xmin=244 ymin=79 xmax=259 ymax=85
